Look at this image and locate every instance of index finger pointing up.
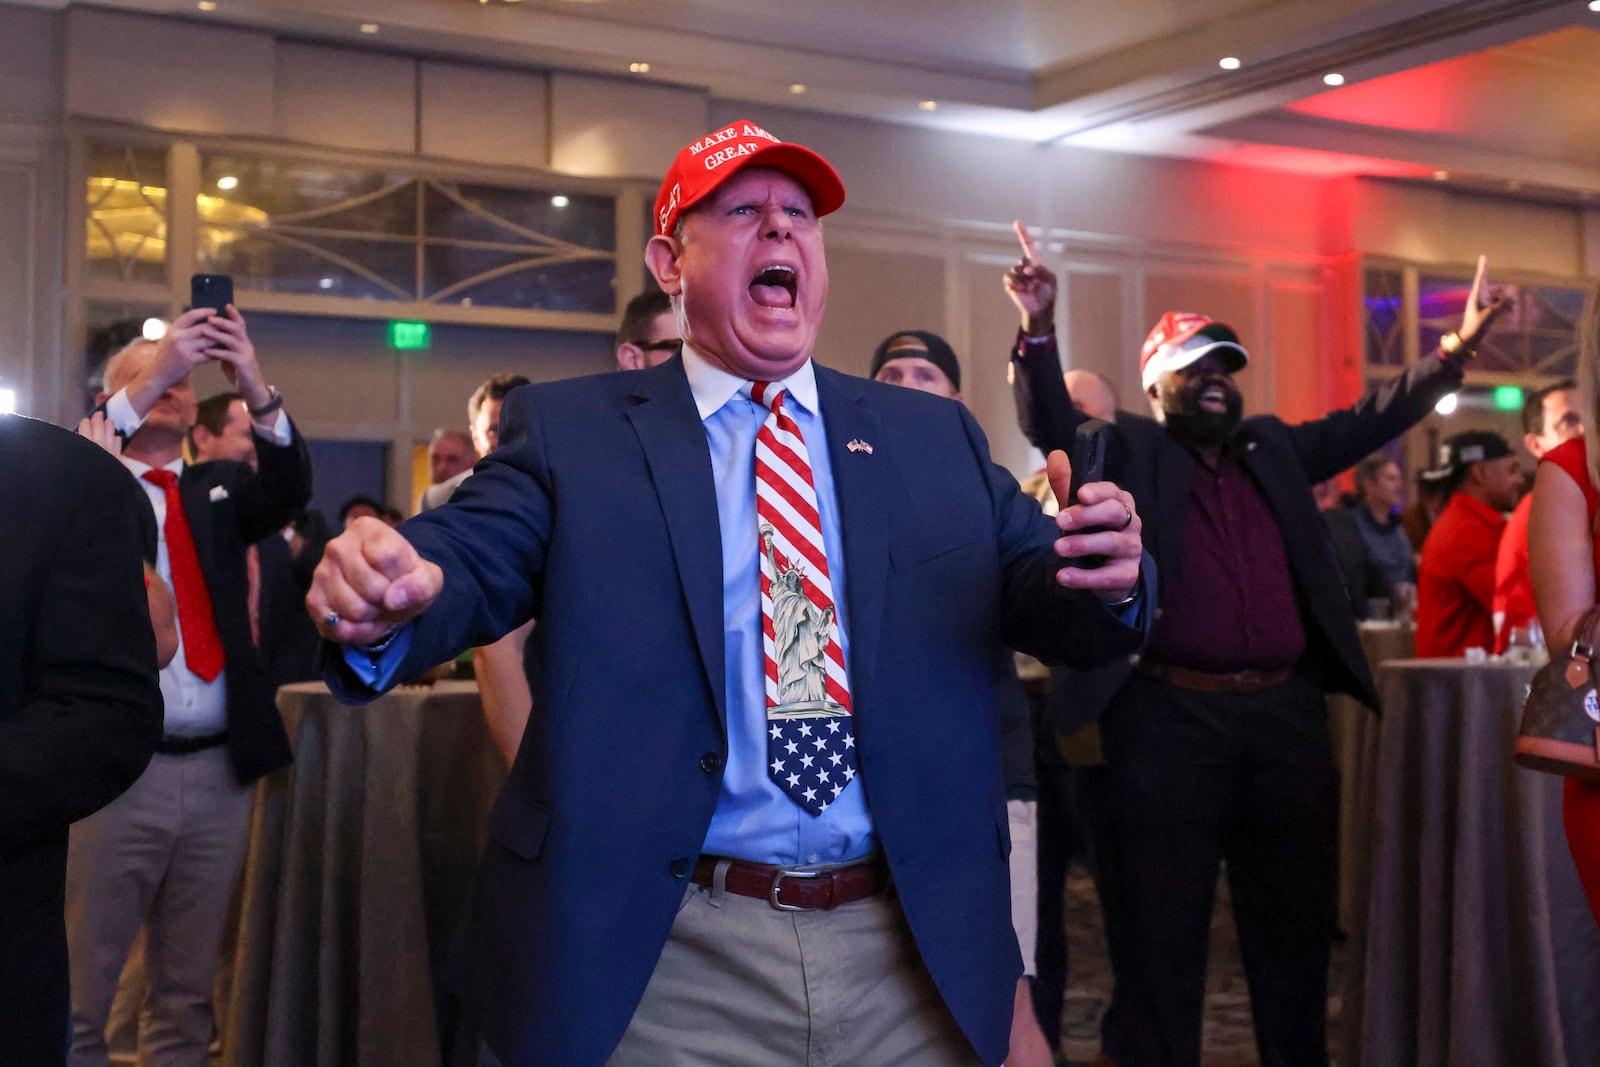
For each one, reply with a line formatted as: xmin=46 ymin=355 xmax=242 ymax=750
xmin=1013 ymin=219 xmax=1040 ymax=264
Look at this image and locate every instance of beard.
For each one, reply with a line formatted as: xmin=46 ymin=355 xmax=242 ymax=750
xmin=1161 ymin=395 xmax=1242 ymax=447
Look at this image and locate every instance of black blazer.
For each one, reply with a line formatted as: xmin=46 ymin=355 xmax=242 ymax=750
xmin=139 ymin=425 xmax=313 ymax=783
xmin=0 ymin=415 xmax=162 ymax=1062
xmin=1012 ymin=338 xmax=1463 ymax=733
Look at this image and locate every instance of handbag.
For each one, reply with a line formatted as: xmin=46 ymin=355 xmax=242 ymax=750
xmin=1515 ymin=607 xmax=1600 ymax=781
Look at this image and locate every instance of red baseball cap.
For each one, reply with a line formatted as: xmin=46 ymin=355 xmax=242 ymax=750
xmin=1139 ymin=311 xmax=1248 ymax=389
xmin=653 ymin=119 xmax=846 ymax=237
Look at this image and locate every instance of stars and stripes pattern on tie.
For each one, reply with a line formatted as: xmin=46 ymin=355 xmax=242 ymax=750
xmin=752 ymin=380 xmax=857 ymax=817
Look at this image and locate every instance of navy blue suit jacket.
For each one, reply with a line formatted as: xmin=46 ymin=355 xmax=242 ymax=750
xmin=327 ymin=357 xmax=1149 ymax=1066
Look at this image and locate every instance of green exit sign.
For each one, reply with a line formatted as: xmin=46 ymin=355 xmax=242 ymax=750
xmin=388 ymin=320 xmax=431 ymax=350
xmin=1492 ymin=385 xmax=1524 ymax=412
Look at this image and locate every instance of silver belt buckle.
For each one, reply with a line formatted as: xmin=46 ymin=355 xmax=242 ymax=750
xmin=769 ymin=866 xmax=825 ymax=911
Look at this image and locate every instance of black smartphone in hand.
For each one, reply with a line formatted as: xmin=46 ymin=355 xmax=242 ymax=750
xmin=190 ymin=273 xmax=234 ymax=315
xmin=1065 ymin=419 xmax=1111 ymax=570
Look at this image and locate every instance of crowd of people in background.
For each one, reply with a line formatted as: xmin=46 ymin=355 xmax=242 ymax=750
xmin=7 ymin=111 xmax=1600 ymax=1067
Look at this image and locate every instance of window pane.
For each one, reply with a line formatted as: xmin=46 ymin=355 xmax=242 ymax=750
xmin=1362 ymin=268 xmax=1404 ymax=368
xmin=196 ymin=153 xmax=618 ymax=312
xmin=86 ymin=143 xmax=169 ymax=284
xmin=1419 ymin=273 xmax=1584 ymax=377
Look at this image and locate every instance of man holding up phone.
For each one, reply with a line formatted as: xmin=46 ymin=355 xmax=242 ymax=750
xmin=69 ymin=297 xmax=312 ymax=1067
xmin=1005 ymin=224 xmax=1510 ymax=1066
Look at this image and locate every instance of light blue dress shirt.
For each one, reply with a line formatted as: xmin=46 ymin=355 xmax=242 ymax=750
xmin=681 ymin=348 xmax=876 ymax=866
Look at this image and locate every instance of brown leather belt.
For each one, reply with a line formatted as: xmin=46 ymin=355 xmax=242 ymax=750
xmin=691 ymin=853 xmax=890 ymax=912
xmin=1138 ymin=663 xmax=1292 ymax=693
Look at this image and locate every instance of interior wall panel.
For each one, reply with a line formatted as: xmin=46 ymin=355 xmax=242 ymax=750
xmin=420 ymin=62 xmax=547 ymax=170
xmin=275 ymin=43 xmax=415 ymax=155
xmin=65 ymin=8 xmax=274 ymax=136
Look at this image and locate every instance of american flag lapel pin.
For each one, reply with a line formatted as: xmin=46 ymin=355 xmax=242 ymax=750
xmin=847 ymin=438 xmax=874 ymax=455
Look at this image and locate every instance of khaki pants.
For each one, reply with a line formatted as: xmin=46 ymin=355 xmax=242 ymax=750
xmin=65 ymin=749 xmax=252 ymax=1067
xmin=603 ymin=879 xmax=981 ymax=1067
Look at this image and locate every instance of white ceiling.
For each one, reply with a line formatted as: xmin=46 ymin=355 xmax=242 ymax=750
xmin=41 ymin=0 xmax=1600 ymax=198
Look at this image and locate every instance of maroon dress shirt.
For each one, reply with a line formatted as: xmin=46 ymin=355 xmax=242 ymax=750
xmin=1143 ymin=447 xmax=1307 ymax=672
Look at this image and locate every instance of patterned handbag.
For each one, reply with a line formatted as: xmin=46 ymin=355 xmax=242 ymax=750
xmin=1515 ymin=607 xmax=1600 ymax=781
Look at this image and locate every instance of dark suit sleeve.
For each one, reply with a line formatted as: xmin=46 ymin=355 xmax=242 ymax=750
xmin=228 ymin=420 xmax=314 ymax=545
xmin=324 ymin=392 xmax=555 ymax=699
xmin=1287 ymin=354 xmax=1465 ymax=482
xmin=960 ymin=406 xmax=1150 ymax=669
xmin=0 ymin=447 xmax=162 ymax=855
xmin=1009 ymin=333 xmax=1088 ymax=457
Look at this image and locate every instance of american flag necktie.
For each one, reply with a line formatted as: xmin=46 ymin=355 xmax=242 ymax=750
xmin=751 ymin=381 xmax=856 ymax=817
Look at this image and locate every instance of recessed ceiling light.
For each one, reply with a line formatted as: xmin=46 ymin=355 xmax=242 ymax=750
xmin=789 ymin=83 xmax=807 ymax=95
xmin=1323 ymin=72 xmax=1345 ymax=86
xmin=1219 ymin=56 xmax=1241 ymax=71
xmin=318 ymin=277 xmax=335 ymax=290
xmin=196 ymin=1 xmax=217 ymax=10
xmin=629 ymin=61 xmax=651 ymax=74
xmin=142 ymin=318 xmax=169 ymax=341
xmin=1435 ymin=392 xmax=1458 ymax=416
xmin=359 ymin=22 xmax=379 ymax=34
xmin=918 ymin=99 xmax=937 ymax=111
xmin=216 ymin=175 xmax=239 ymax=191
xmin=1432 ymin=170 xmax=1449 ymax=181
xmin=1591 ymin=0 xmax=1600 ymax=12
xmin=550 ymin=195 xmax=570 ymax=208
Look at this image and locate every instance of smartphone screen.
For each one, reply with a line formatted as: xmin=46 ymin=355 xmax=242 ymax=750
xmin=190 ymin=274 xmax=234 ymax=315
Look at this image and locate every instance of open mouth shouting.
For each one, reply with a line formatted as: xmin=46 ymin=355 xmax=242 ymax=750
xmin=750 ymin=264 xmax=798 ymax=310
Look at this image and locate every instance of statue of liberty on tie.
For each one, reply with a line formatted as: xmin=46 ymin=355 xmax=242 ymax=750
xmin=761 ymin=524 xmax=844 ymax=717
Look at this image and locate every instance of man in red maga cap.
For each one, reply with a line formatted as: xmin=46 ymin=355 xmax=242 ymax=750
xmin=310 ymin=121 xmax=1153 ymax=1066
xmin=1005 ymin=223 xmax=1510 ymax=1067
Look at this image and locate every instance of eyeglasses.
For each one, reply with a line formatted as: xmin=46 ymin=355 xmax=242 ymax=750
xmin=631 ymin=339 xmax=683 ymax=356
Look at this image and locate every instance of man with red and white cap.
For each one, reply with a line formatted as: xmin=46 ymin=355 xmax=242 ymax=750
xmin=1004 ymin=225 xmax=1509 ymax=1067
xmin=309 ymin=122 xmax=1152 ymax=1067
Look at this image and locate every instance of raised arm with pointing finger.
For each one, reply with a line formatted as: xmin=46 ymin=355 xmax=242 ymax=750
xmin=1003 ymin=219 xmax=1509 ymax=1065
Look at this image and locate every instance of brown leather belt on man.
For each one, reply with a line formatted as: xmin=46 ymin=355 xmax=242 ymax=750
xmin=1137 ymin=662 xmax=1293 ymax=694
xmin=691 ymin=853 xmax=890 ymax=911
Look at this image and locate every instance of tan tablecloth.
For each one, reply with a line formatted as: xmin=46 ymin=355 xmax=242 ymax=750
xmin=1338 ymin=659 xmax=1600 ymax=1066
xmin=1330 ymin=623 xmax=1416 ymax=935
xmin=222 ymin=681 xmax=505 ymax=1067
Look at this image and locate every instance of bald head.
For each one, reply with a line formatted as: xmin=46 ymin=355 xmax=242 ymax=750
xmin=1064 ymin=369 xmax=1118 ymax=423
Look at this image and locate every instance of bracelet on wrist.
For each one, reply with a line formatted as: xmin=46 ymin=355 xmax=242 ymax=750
xmin=247 ymin=386 xmax=283 ymax=418
xmin=1104 ymin=586 xmax=1139 ymax=609
xmin=1438 ymin=332 xmax=1474 ymax=360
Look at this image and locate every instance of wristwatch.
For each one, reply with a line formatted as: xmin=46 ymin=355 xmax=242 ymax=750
xmin=247 ymin=386 xmax=283 ymax=418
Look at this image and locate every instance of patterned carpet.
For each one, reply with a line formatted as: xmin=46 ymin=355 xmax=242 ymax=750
xmin=1055 ymin=867 xmax=1343 ymax=1066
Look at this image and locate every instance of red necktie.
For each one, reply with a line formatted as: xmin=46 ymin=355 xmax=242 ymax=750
xmin=142 ymin=469 xmax=225 ymax=681
xmin=752 ymin=381 xmax=856 ymax=817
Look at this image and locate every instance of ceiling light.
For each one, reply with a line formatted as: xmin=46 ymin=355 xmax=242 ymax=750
xmin=359 ymin=22 xmax=379 ymax=34
xmin=1433 ymin=170 xmax=1449 ymax=181
xmin=142 ymin=318 xmax=169 ymax=341
xmin=1323 ymin=72 xmax=1345 ymax=86
xmin=918 ymin=100 xmax=937 ymax=111
xmin=318 ymin=277 xmax=335 ymax=290
xmin=216 ymin=175 xmax=239 ymax=191
xmin=629 ymin=62 xmax=650 ymax=74
xmin=550 ymin=195 xmax=570 ymax=208
xmin=196 ymin=1 xmax=217 ymax=10
xmin=1218 ymin=57 xmax=1241 ymax=71
xmin=0 ymin=388 xmax=14 ymax=415
xmin=1435 ymin=392 xmax=1458 ymax=416
xmin=1591 ymin=1 xmax=1600 ymax=11
xmin=789 ymin=83 xmax=807 ymax=94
